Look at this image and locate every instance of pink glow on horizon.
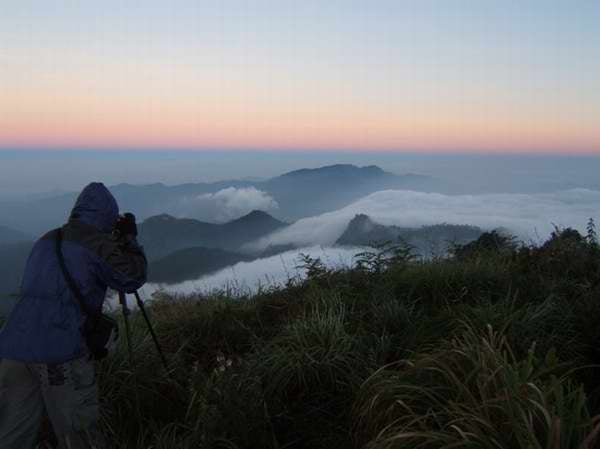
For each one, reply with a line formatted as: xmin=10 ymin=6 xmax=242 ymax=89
xmin=2 ymin=115 xmax=598 ymax=154
xmin=2 ymin=1 xmax=599 ymax=155
xmin=1 ymin=59 xmax=598 ymax=155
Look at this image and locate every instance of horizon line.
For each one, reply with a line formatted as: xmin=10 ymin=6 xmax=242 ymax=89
xmin=1 ymin=146 xmax=599 ymax=157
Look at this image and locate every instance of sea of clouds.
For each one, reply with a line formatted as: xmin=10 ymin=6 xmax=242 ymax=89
xmin=250 ymin=188 xmax=600 ymax=250
xmin=136 ymin=245 xmax=363 ymax=299
xmin=132 ymin=188 xmax=600 ymax=301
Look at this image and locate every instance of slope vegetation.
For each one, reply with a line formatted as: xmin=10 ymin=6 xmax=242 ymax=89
xmin=90 ymin=224 xmax=600 ymax=448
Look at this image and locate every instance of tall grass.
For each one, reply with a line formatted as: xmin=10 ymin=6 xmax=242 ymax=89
xmin=93 ymin=227 xmax=600 ymax=448
xmin=354 ymin=322 xmax=599 ymax=449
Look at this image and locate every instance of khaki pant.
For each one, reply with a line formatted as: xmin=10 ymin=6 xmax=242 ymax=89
xmin=0 ymin=356 xmax=104 ymax=449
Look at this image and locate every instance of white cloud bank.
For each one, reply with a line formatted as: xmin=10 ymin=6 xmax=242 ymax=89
xmin=176 ymin=187 xmax=278 ymax=222
xmin=139 ymin=246 xmax=363 ymax=298
xmin=123 ymin=188 xmax=600 ymax=302
xmin=250 ymin=188 xmax=600 ymax=249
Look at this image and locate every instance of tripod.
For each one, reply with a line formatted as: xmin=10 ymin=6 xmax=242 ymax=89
xmin=118 ymin=290 xmax=170 ymax=377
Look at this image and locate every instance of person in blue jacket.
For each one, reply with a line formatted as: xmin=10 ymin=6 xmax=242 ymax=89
xmin=0 ymin=182 xmax=147 ymax=449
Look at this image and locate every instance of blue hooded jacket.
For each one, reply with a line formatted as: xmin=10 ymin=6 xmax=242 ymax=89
xmin=0 ymin=183 xmax=147 ymax=363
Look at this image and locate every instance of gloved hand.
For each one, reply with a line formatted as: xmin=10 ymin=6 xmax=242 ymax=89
xmin=114 ymin=213 xmax=138 ymax=237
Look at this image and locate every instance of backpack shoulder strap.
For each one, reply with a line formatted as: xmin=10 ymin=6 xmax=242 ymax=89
xmin=55 ymin=227 xmax=96 ymax=320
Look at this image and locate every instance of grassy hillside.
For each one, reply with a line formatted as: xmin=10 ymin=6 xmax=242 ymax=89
xmin=57 ymin=224 xmax=600 ymax=447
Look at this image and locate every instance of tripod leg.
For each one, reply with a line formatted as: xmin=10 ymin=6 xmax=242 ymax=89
xmin=118 ymin=291 xmax=142 ymax=422
xmin=118 ymin=292 xmax=135 ymax=367
xmin=133 ymin=291 xmax=171 ymax=378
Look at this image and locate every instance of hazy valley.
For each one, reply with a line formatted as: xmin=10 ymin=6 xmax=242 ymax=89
xmin=3 ymin=162 xmax=600 ymax=318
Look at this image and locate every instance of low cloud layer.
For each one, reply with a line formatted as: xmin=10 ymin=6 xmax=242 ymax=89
xmin=250 ymin=188 xmax=600 ymax=249
xmin=176 ymin=187 xmax=278 ymax=222
xmin=140 ymin=246 xmax=363 ymax=298
xmin=116 ymin=188 xmax=600 ymax=303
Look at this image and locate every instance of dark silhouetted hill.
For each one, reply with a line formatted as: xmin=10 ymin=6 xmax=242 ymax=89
xmin=263 ymin=164 xmax=435 ymax=220
xmin=148 ymin=247 xmax=250 ymax=284
xmin=138 ymin=210 xmax=287 ymax=261
xmin=337 ymin=214 xmax=482 ymax=257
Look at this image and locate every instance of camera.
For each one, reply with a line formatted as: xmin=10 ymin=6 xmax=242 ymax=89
xmin=112 ymin=213 xmax=138 ymax=238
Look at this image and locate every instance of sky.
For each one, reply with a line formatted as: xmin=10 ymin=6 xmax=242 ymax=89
xmin=1 ymin=0 xmax=599 ymax=154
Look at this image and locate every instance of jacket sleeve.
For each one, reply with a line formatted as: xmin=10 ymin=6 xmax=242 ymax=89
xmin=94 ymin=236 xmax=148 ymax=293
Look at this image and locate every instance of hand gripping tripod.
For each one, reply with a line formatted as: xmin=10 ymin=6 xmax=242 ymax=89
xmin=118 ymin=290 xmax=170 ymax=377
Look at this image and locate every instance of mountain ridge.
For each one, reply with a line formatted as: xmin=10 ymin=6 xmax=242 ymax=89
xmin=337 ymin=214 xmax=483 ymax=257
xmin=148 ymin=246 xmax=250 ymax=284
xmin=138 ymin=210 xmax=287 ymax=260
xmin=0 ymin=164 xmax=439 ymax=235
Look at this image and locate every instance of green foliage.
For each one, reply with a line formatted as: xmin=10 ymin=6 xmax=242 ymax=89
xmin=586 ymin=218 xmax=598 ymax=247
xmin=452 ymin=229 xmax=517 ymax=261
xmin=355 ymin=240 xmax=416 ymax=274
xmin=297 ymin=253 xmax=331 ymax=281
xmin=94 ymin=223 xmax=600 ymax=448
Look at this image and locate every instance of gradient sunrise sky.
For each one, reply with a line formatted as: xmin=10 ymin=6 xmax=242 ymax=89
xmin=1 ymin=0 xmax=598 ymax=153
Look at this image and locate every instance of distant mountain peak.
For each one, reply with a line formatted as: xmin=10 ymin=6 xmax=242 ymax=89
xmin=242 ymin=210 xmax=273 ymax=219
xmin=350 ymin=213 xmax=372 ymax=222
xmin=361 ymin=165 xmax=386 ymax=174
xmin=144 ymin=213 xmax=178 ymax=223
xmin=138 ymin=209 xmax=288 ymax=261
xmin=279 ymin=164 xmax=388 ymax=178
xmin=113 ymin=182 xmax=166 ymax=188
xmin=227 ymin=210 xmax=286 ymax=227
xmin=248 ymin=209 xmax=277 ymax=219
xmin=337 ymin=214 xmax=483 ymax=253
xmin=346 ymin=214 xmax=377 ymax=233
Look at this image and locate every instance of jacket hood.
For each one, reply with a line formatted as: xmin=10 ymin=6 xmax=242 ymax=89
xmin=70 ymin=183 xmax=119 ymax=232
